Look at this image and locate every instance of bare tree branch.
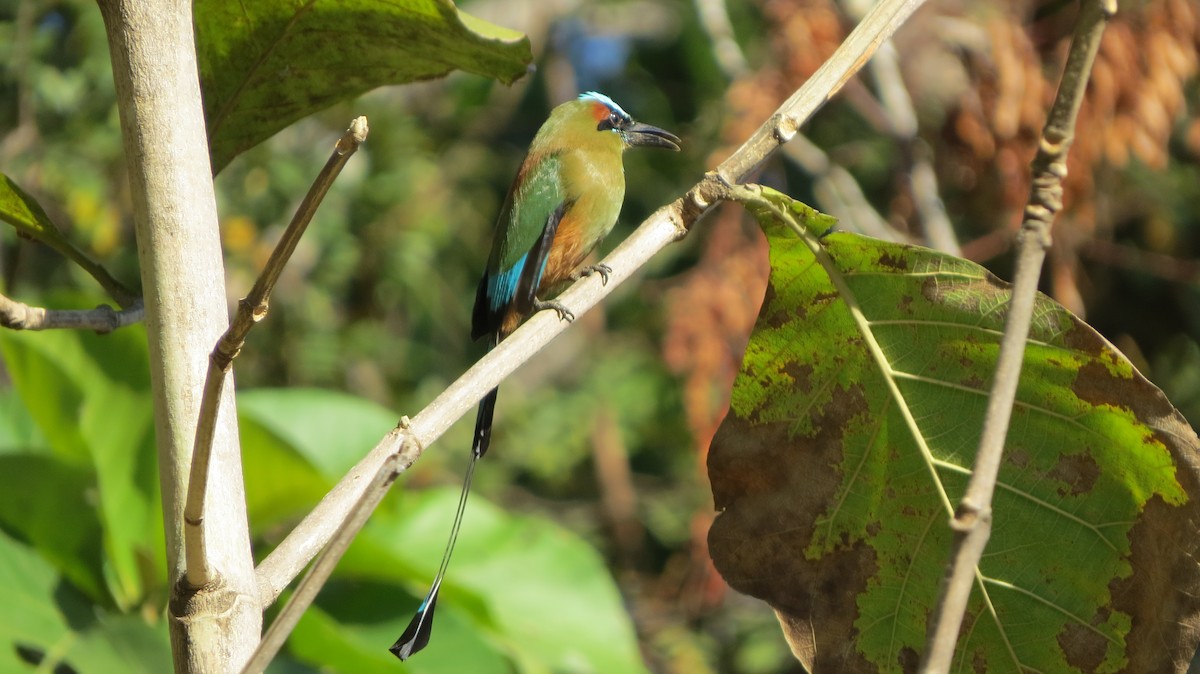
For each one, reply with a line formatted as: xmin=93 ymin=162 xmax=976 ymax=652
xmin=0 ymin=293 xmax=144 ymax=332
xmin=842 ymin=0 xmax=959 ymax=254
xmin=918 ymin=2 xmax=1117 ymax=671
xmin=693 ymin=0 xmax=748 ymax=78
xmin=780 ymin=133 xmax=908 ymax=241
xmin=183 ymin=118 xmax=368 ymax=588
xmin=242 ymin=443 xmax=415 ymax=674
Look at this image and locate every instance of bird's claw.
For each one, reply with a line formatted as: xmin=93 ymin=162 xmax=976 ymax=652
xmin=571 ymin=263 xmax=612 ymax=285
xmin=533 ymin=299 xmax=575 ymax=323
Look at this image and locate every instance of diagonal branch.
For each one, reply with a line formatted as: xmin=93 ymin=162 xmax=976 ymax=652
xmin=248 ymin=0 xmax=929 ymax=654
xmin=242 ymin=441 xmax=417 ymax=674
xmin=183 ymin=117 xmax=369 ymax=588
xmin=918 ymin=1 xmax=1117 ymax=671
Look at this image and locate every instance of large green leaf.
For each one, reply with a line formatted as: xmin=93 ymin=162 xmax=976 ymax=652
xmin=195 ymin=0 xmax=532 ymax=173
xmin=0 ymin=328 xmax=163 ymax=610
xmin=238 ymin=387 xmax=643 ymax=670
xmin=0 ymin=455 xmax=108 ymax=602
xmin=0 ymin=530 xmax=171 ymax=673
xmin=238 ymin=387 xmax=396 ymax=529
xmin=708 ymin=186 xmax=1200 ymax=672
xmin=289 ymin=582 xmax=507 ymax=674
xmin=332 ymin=488 xmax=650 ymax=673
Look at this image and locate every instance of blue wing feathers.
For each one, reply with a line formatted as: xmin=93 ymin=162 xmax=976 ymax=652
xmin=487 ymin=254 xmax=528 ymax=313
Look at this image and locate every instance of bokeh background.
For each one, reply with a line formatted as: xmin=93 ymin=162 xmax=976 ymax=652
xmin=2 ymin=0 xmax=1199 ymax=671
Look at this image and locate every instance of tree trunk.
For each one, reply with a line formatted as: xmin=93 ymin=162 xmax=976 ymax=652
xmin=96 ymin=0 xmax=260 ymax=670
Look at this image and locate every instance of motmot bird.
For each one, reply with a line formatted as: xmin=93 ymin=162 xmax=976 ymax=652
xmin=390 ymin=92 xmax=679 ymax=660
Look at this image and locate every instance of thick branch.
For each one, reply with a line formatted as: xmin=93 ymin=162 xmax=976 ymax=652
xmin=183 ymin=118 xmax=368 ymax=588
xmin=919 ymin=2 xmax=1116 ymax=671
xmin=251 ymin=0 xmax=929 ymax=645
xmin=97 ymin=0 xmax=260 ymax=670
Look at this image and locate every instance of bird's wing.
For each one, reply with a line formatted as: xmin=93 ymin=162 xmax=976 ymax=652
xmin=472 ymin=153 xmax=569 ymax=339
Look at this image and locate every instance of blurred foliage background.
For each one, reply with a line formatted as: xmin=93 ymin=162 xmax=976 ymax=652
xmin=1 ymin=0 xmax=1199 ymax=672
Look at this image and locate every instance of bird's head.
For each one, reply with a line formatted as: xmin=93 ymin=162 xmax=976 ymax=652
xmin=579 ymin=91 xmax=681 ymax=151
xmin=541 ymin=92 xmax=680 ymax=153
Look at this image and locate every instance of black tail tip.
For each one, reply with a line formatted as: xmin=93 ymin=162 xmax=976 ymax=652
xmin=389 ymin=596 xmax=438 ymax=661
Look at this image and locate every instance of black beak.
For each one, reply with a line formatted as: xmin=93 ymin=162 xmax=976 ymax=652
xmin=624 ymin=122 xmax=681 ymax=151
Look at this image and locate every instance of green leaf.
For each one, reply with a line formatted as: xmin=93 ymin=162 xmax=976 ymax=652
xmin=195 ymin=0 xmax=533 ymax=173
xmin=289 ymin=583 xmax=507 ymax=674
xmin=333 ymin=488 xmax=650 ymax=673
xmin=0 ymin=173 xmax=67 ymax=244
xmin=0 ymin=454 xmax=108 ymax=602
xmin=0 ymin=175 xmax=136 ymax=303
xmin=238 ymin=387 xmax=396 ymax=528
xmin=0 ymin=385 xmax=49 ymax=455
xmin=0 ymin=329 xmax=162 ymax=610
xmin=0 ymin=530 xmax=172 ymax=674
xmin=708 ymin=186 xmax=1200 ymax=672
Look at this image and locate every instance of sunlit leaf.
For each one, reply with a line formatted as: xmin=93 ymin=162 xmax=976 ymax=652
xmin=0 ymin=531 xmax=171 ymax=674
xmin=0 ymin=173 xmax=76 ymax=252
xmin=0 ymin=455 xmax=108 ymax=602
xmin=708 ymin=186 xmax=1200 ymax=672
xmin=195 ymin=0 xmax=532 ymax=173
xmin=290 ymin=582 xmax=507 ymax=674
xmin=0 ymin=329 xmax=162 ymax=610
xmin=238 ymin=387 xmax=396 ymax=528
xmin=333 ymin=488 xmax=651 ymax=673
xmin=0 ymin=175 xmax=135 ymax=303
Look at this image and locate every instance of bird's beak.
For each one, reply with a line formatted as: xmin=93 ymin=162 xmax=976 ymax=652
xmin=624 ymin=122 xmax=681 ymax=151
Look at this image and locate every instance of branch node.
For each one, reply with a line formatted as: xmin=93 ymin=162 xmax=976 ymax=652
xmin=772 ymin=114 xmax=799 ymax=144
xmin=92 ymin=304 xmax=117 ymax=333
xmin=337 ymin=116 xmax=370 ymax=155
xmin=950 ymin=499 xmax=988 ymax=532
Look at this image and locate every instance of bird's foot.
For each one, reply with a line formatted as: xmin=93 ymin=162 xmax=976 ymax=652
xmin=570 ymin=263 xmax=612 ymax=285
xmin=533 ymin=298 xmax=575 ymax=323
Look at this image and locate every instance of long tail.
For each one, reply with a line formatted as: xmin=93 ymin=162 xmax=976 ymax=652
xmin=471 ymin=331 xmax=502 ymax=459
xmin=472 ymin=386 xmax=498 ymax=458
xmin=390 ymin=340 xmax=501 ymax=660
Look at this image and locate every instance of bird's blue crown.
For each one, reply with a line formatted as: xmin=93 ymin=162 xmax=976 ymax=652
xmin=579 ymin=91 xmax=630 ymax=121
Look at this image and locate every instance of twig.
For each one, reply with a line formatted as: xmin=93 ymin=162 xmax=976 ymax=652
xmin=717 ymin=0 xmax=926 ymax=182
xmin=55 ymin=239 xmax=140 ymax=307
xmin=780 ymin=133 xmax=908 ymax=242
xmin=591 ymin=405 xmax=644 ymax=567
xmin=0 ymin=293 xmax=144 ymax=332
xmin=182 ymin=117 xmax=369 ymax=588
xmin=918 ymin=2 xmax=1116 ymax=671
xmin=1080 ymin=238 xmax=1200 ymax=287
xmin=241 ymin=442 xmax=417 ymax=674
xmin=693 ymin=0 xmax=749 ymax=78
xmin=698 ymin=0 xmax=904 ymax=242
xmin=253 ymin=0 xmax=928 ymax=627
xmin=842 ymin=0 xmax=959 ymax=254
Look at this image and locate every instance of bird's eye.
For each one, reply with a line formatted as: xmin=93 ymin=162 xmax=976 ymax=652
xmin=597 ymin=111 xmax=624 ymax=132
